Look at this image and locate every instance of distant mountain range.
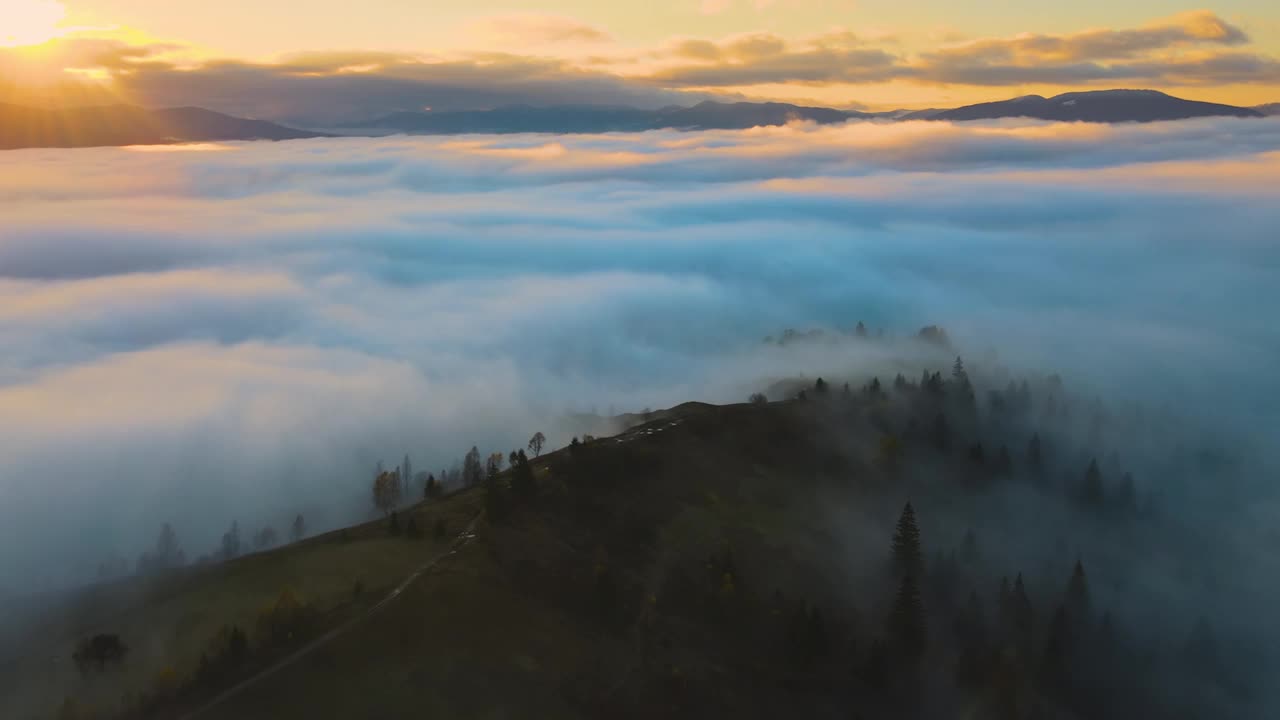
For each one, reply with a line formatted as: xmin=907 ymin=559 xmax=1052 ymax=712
xmin=906 ymin=90 xmax=1262 ymax=123
xmin=0 ymin=90 xmax=1272 ymax=150
xmin=346 ymin=100 xmax=874 ymax=134
xmin=347 ymin=90 xmax=1264 ymax=134
xmin=0 ymin=104 xmax=327 ymax=150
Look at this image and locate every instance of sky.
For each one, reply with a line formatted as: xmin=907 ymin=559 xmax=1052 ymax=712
xmin=1 ymin=116 xmax=1279 ymax=589
xmin=1 ymin=0 xmax=1279 ymax=120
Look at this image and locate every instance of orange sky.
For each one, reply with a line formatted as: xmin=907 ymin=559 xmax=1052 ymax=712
xmin=2 ymin=0 xmax=1278 ymax=114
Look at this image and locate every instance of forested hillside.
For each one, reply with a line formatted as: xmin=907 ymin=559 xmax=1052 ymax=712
xmin=8 ymin=328 xmax=1267 ymax=720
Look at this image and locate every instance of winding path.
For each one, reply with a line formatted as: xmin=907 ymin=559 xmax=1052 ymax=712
xmin=179 ymin=513 xmax=481 ymax=720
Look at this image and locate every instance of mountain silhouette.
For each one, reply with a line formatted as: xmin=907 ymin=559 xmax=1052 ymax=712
xmin=0 ymin=104 xmax=328 ymax=150
xmin=348 ymin=100 xmax=870 ymax=134
xmin=926 ymin=90 xmax=1261 ymax=123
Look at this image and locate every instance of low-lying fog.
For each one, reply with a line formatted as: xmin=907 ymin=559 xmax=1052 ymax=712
xmin=1 ymin=117 xmax=1277 ymax=596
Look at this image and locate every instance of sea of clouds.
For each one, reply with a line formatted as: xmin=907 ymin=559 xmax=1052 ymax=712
xmin=2 ymin=117 xmax=1279 ymax=588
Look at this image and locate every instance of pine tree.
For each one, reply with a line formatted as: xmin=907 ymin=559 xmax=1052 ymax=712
xmin=888 ymin=573 xmax=927 ymax=661
xmin=1027 ymin=433 xmax=1044 ymax=476
xmin=402 ymin=454 xmax=412 ymax=497
xmin=1012 ymin=573 xmax=1034 ymax=636
xmin=512 ymin=449 xmax=536 ymax=502
xmin=1040 ymin=606 xmax=1073 ymax=696
xmin=952 ymin=356 xmax=975 ymax=408
xmin=1081 ymin=458 xmax=1104 ymax=507
xmin=1065 ymin=559 xmax=1091 ymax=621
xmin=814 ymin=377 xmax=829 ymax=394
xmin=891 ymin=502 xmax=923 ymax=579
xmin=955 ymin=590 xmax=988 ymax=687
xmin=932 ymin=413 xmax=950 ymax=452
xmin=927 ymin=371 xmax=945 ymax=398
xmin=485 ymin=472 xmax=509 ymax=523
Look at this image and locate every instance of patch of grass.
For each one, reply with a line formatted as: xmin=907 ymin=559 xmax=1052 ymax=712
xmin=1 ymin=494 xmax=479 ymax=720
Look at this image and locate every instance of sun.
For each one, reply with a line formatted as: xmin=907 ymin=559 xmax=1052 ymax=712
xmin=0 ymin=0 xmax=68 ymax=48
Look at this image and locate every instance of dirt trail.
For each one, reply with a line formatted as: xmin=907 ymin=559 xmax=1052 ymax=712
xmin=179 ymin=513 xmax=481 ymax=720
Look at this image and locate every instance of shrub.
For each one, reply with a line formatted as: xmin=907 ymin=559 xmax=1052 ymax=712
xmin=72 ymin=634 xmax=128 ymax=675
xmin=256 ymin=589 xmax=316 ymax=647
xmin=195 ymin=625 xmax=248 ymax=685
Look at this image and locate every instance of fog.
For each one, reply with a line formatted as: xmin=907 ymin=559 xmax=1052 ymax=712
xmin=0 ymin=117 xmax=1277 ymax=602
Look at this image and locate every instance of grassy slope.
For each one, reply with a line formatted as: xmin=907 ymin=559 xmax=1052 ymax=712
xmin=12 ymin=397 xmax=1044 ymax=719
xmin=202 ymin=399 xmax=907 ymax=720
xmin=0 ymin=493 xmax=481 ymax=720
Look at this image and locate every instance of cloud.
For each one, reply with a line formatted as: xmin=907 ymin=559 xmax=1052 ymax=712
xmin=910 ymin=11 xmax=1274 ymax=87
xmin=0 ymin=40 xmax=717 ymax=125
xmin=3 ymin=10 xmax=1278 ymax=121
xmin=647 ymin=31 xmax=902 ymax=86
xmin=638 ymin=12 xmax=1276 ymax=90
xmin=1 ymin=117 xmax=1279 ymax=590
xmin=464 ymin=14 xmax=613 ymax=47
xmin=123 ymin=54 xmax=722 ymax=126
xmin=928 ymin=11 xmax=1247 ymax=66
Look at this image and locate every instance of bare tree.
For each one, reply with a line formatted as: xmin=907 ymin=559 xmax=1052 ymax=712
xmin=220 ymin=521 xmax=241 ymax=561
xmin=486 ymin=452 xmax=505 ymax=479
xmin=463 ymin=447 xmax=483 ymax=487
xmin=373 ymin=470 xmax=402 ymax=515
xmin=528 ymin=431 xmax=546 ymax=457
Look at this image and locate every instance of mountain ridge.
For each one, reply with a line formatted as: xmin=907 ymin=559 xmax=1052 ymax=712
xmin=0 ymin=89 xmax=1269 ymax=150
xmin=344 ymin=99 xmax=871 ymax=134
xmin=0 ymin=103 xmax=329 ymax=151
xmin=342 ymin=89 xmax=1265 ymax=134
xmin=926 ymin=89 xmax=1262 ymax=123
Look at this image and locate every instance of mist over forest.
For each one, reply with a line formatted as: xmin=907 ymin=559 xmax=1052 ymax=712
xmin=1 ymin=117 xmax=1278 ymax=718
xmin=1 ymin=117 xmax=1277 ymax=588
